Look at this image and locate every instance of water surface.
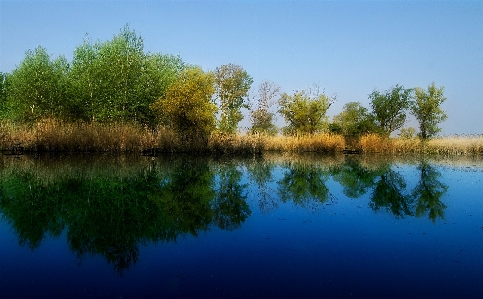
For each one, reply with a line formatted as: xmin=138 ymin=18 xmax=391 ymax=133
xmin=0 ymin=153 xmax=482 ymax=298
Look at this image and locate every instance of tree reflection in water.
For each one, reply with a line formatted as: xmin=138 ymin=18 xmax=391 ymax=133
xmin=0 ymin=156 xmax=250 ymax=275
xmin=369 ymin=165 xmax=414 ymax=218
xmin=277 ymin=160 xmax=334 ymax=211
xmin=245 ymin=157 xmax=278 ymax=213
xmin=412 ymin=160 xmax=448 ymax=222
xmin=0 ymin=154 xmax=450 ymax=275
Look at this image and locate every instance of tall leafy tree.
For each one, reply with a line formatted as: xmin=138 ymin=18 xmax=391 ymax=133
xmin=411 ymin=82 xmax=447 ymax=141
xmin=369 ymin=85 xmax=412 ymax=136
xmin=249 ymin=80 xmax=280 ymax=135
xmin=150 ymin=67 xmax=217 ymax=145
xmin=278 ymin=89 xmax=333 ymax=135
xmin=69 ymin=25 xmax=185 ymax=125
xmin=6 ymin=46 xmax=70 ymax=122
xmin=214 ymin=64 xmax=253 ymax=134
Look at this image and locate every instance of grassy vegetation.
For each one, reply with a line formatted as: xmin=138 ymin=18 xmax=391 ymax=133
xmin=1 ymin=119 xmax=482 ymax=156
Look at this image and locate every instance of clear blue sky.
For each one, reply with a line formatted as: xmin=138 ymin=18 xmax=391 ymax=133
xmin=1 ymin=0 xmax=482 ymax=134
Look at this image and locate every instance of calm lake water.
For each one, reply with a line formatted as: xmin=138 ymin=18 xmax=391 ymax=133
xmin=0 ymin=153 xmax=482 ymax=298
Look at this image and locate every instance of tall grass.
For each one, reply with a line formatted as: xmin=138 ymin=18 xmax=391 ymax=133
xmin=1 ymin=119 xmax=482 ymax=156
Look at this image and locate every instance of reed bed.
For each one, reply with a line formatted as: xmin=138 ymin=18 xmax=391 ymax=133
xmin=261 ymin=134 xmax=345 ymax=153
xmin=1 ymin=119 xmax=483 ymax=156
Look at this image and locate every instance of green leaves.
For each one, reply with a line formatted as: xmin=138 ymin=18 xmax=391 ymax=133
xmin=7 ymin=46 xmax=71 ymax=122
xmin=411 ymin=82 xmax=447 ymax=141
xmin=278 ymin=90 xmax=333 ymax=135
xmin=332 ymin=102 xmax=378 ymax=137
xmin=214 ymin=64 xmax=253 ymax=134
xmin=69 ymin=25 xmax=185 ymax=125
xmin=369 ymin=85 xmax=413 ymax=136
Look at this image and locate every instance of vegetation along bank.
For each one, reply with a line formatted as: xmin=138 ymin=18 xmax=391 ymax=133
xmin=1 ymin=26 xmax=480 ymax=155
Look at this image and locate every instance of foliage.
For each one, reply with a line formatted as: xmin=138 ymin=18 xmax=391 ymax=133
xmin=151 ymin=67 xmax=217 ymax=145
xmin=411 ymin=82 xmax=448 ymax=141
xmin=214 ymin=64 xmax=253 ymax=134
xmin=369 ymin=85 xmax=413 ymax=136
xmin=69 ymin=25 xmax=185 ymax=125
xmin=332 ymin=102 xmax=378 ymax=136
xmin=6 ymin=46 xmax=71 ymax=122
xmin=249 ymin=80 xmax=280 ymax=135
xmin=0 ymin=72 xmax=9 ymax=117
xmin=278 ymin=89 xmax=333 ymax=136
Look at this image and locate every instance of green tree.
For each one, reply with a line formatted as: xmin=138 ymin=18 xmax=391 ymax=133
xmin=278 ymin=89 xmax=333 ymax=135
xmin=6 ymin=46 xmax=70 ymax=122
xmin=69 ymin=25 xmax=185 ymax=125
xmin=369 ymin=85 xmax=413 ymax=136
xmin=249 ymin=80 xmax=279 ymax=135
xmin=411 ymin=82 xmax=447 ymax=141
xmin=150 ymin=67 xmax=217 ymax=145
xmin=332 ymin=102 xmax=378 ymax=136
xmin=214 ymin=64 xmax=253 ymax=134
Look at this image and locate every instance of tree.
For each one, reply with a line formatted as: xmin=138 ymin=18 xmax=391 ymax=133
xmin=69 ymin=25 xmax=186 ymax=125
xmin=249 ymin=80 xmax=280 ymax=135
xmin=278 ymin=89 xmax=334 ymax=135
xmin=411 ymin=82 xmax=447 ymax=141
xmin=369 ymin=85 xmax=412 ymax=136
xmin=214 ymin=64 xmax=253 ymax=134
xmin=150 ymin=67 xmax=217 ymax=145
xmin=6 ymin=46 xmax=70 ymax=122
xmin=332 ymin=102 xmax=378 ymax=136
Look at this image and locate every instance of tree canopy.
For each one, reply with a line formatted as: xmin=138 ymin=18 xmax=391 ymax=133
xmin=369 ymin=85 xmax=413 ymax=136
xmin=278 ymin=90 xmax=333 ymax=135
xmin=214 ymin=64 xmax=253 ymax=134
xmin=151 ymin=67 xmax=217 ymax=144
xmin=332 ymin=102 xmax=378 ymax=136
xmin=69 ymin=25 xmax=185 ymax=125
xmin=6 ymin=46 xmax=70 ymax=122
xmin=411 ymin=82 xmax=447 ymax=141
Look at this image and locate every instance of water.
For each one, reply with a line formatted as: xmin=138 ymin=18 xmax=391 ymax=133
xmin=0 ymin=153 xmax=482 ymax=298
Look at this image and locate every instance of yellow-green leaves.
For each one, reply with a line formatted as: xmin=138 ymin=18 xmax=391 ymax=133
xmin=151 ymin=68 xmax=217 ymax=142
xmin=278 ymin=90 xmax=333 ymax=136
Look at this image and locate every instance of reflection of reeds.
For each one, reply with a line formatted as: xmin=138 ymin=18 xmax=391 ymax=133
xmin=2 ymin=119 xmax=483 ymax=155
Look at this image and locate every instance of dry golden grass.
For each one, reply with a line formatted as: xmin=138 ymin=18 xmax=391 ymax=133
xmin=0 ymin=119 xmax=156 ymax=152
xmin=261 ymin=133 xmax=345 ymax=153
xmin=1 ymin=119 xmax=483 ymax=156
xmin=425 ymin=135 xmax=483 ymax=155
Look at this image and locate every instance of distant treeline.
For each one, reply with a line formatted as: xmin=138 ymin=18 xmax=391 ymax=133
xmin=0 ymin=25 xmax=447 ymax=143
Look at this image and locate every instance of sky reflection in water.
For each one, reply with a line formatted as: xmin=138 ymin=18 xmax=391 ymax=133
xmin=0 ymin=154 xmax=482 ymax=298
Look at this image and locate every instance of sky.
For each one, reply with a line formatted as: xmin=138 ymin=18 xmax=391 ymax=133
xmin=1 ymin=0 xmax=482 ymax=134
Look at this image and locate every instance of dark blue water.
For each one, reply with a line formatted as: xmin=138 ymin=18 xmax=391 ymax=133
xmin=0 ymin=154 xmax=482 ymax=298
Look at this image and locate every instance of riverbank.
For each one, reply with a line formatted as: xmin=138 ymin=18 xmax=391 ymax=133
xmin=1 ymin=120 xmax=482 ymax=156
